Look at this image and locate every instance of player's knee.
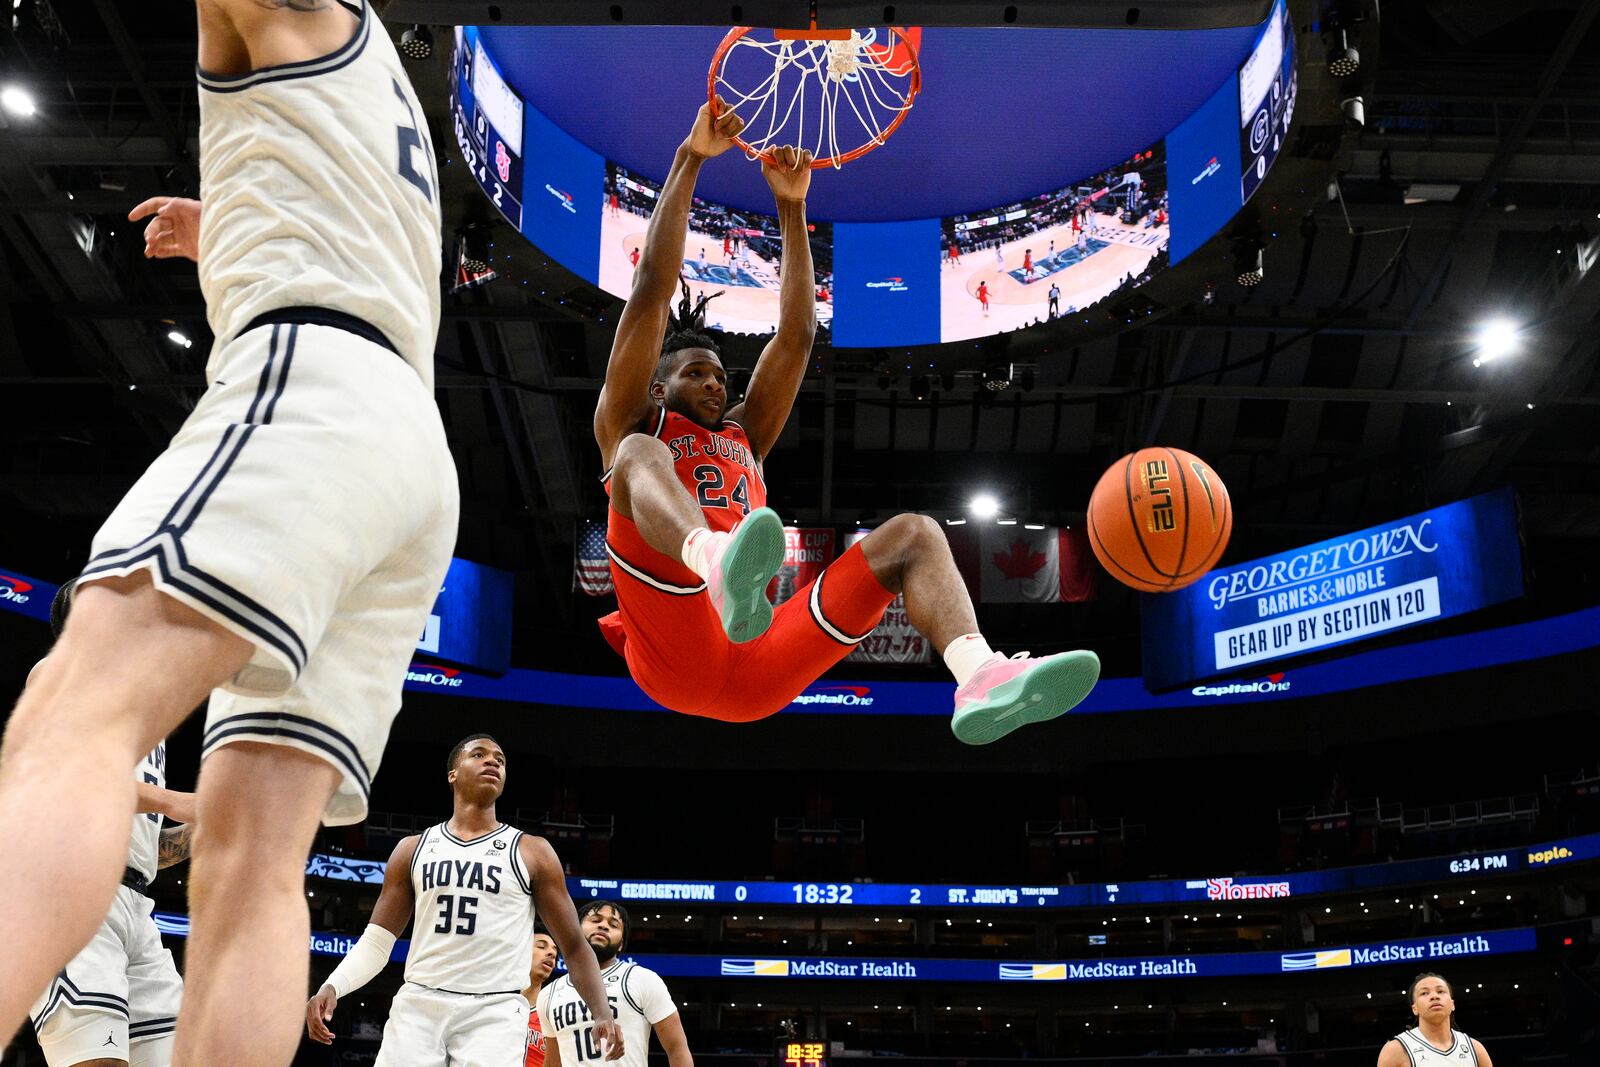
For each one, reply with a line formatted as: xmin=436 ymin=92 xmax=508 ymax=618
xmin=612 ymin=432 xmax=672 ymax=475
xmin=883 ymin=512 xmax=945 ymax=557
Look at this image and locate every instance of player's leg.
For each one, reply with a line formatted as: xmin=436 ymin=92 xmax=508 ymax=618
xmin=445 ymin=991 xmax=527 ymax=1067
xmin=171 ymin=742 xmax=341 ymax=1067
xmin=858 ymin=514 xmax=1100 ymax=744
xmin=0 ymin=576 xmax=250 ymax=1039
xmin=29 ymin=894 xmax=139 ymax=1067
xmin=372 ymin=985 xmax=451 ymax=1067
xmin=125 ymin=892 xmax=182 ymax=1067
xmin=609 ymin=434 xmax=784 ymax=642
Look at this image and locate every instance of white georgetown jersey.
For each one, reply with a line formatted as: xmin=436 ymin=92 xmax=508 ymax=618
xmin=127 ymin=742 xmax=167 ymax=883
xmin=537 ymin=960 xmax=677 ymax=1067
xmin=196 ymin=0 xmax=442 ymax=386
xmin=1395 ymin=1028 xmax=1479 ymax=1067
xmin=405 ymin=822 xmax=536 ymax=993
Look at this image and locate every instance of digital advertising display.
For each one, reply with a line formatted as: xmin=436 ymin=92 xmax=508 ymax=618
xmin=598 ymin=162 xmax=834 ymax=335
xmin=1238 ymin=0 xmax=1297 ymax=204
xmin=939 ymin=145 xmax=1170 ymax=343
xmin=1139 ymin=489 xmax=1528 ymax=692
xmin=306 ymin=830 xmax=1600 ymax=907
xmin=414 ymin=556 xmax=515 ymax=676
xmin=155 ymin=907 xmax=1538 ymax=983
xmin=462 ymin=1 xmax=1297 ymax=348
xmin=450 ymin=26 xmax=526 ymax=231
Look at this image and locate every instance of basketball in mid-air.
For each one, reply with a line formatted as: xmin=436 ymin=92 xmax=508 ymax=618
xmin=1087 ymin=447 xmax=1232 ymax=593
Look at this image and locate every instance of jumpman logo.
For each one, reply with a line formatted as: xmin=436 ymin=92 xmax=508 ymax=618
xmin=103 ymin=1033 xmax=117 ymax=1047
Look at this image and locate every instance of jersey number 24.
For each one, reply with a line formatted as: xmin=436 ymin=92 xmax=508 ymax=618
xmin=694 ymin=465 xmax=750 ymax=516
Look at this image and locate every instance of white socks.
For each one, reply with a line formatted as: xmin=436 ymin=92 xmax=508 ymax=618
xmin=943 ymin=633 xmax=996 ymax=687
xmin=681 ymin=527 xmax=718 ymax=580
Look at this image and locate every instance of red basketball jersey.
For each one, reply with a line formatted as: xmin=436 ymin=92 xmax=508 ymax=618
xmin=604 ymin=405 xmax=766 ymax=532
xmin=524 ymin=1008 xmax=546 ymax=1067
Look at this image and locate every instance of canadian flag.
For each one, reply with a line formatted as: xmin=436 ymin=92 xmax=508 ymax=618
xmin=947 ymin=525 xmax=1096 ymax=604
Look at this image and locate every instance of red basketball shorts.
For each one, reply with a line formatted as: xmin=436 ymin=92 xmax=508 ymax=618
xmin=601 ymin=508 xmax=896 ymax=722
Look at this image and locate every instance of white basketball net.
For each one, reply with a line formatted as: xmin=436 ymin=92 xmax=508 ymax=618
xmin=715 ymin=29 xmax=918 ymax=168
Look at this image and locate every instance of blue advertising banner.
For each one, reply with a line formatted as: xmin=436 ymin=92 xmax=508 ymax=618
xmin=832 ymin=219 xmax=943 ymax=347
xmin=0 ymin=569 xmax=56 ymax=624
xmin=1165 ymin=75 xmax=1243 ymax=265
xmin=306 ymin=831 xmax=1600 ymax=910
xmin=1140 ymin=489 xmax=1526 ymax=692
xmin=152 ymin=912 xmax=1536 ymax=981
xmin=415 ymin=556 xmax=514 ymax=675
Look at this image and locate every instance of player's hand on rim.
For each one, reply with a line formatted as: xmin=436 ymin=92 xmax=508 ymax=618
xmin=685 ymin=97 xmax=744 ymax=159
xmin=304 ymin=984 xmax=339 ymax=1045
xmin=761 ymin=145 xmax=813 ymax=202
xmin=128 ymin=196 xmax=203 ymax=262
xmin=594 ymin=1017 xmax=626 ymax=1060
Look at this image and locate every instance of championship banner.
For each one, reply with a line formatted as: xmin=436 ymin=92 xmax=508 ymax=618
xmin=769 ymin=527 xmax=835 ymax=607
xmin=844 ymin=529 xmax=932 ymax=664
xmin=1140 ymin=488 xmax=1526 ymax=691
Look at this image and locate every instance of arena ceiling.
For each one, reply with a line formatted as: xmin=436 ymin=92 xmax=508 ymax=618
xmin=1 ymin=0 xmax=1598 ymax=673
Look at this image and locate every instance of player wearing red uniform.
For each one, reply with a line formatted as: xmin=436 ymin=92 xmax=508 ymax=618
xmin=523 ymin=932 xmax=557 ymax=1067
xmin=593 ymin=103 xmax=1100 ymax=743
xmin=976 ymin=281 xmax=990 ymax=314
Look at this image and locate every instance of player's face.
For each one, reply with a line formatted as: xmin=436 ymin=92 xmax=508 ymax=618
xmin=581 ymin=905 xmax=626 ymax=962
xmin=662 ymin=350 xmax=728 ymax=428
xmin=531 ymin=934 xmax=558 ymax=982
xmin=1411 ymin=977 xmax=1454 ymax=1020
xmin=450 ymin=740 xmax=507 ymax=798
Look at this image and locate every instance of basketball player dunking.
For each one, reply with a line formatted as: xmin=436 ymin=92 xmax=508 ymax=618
xmin=305 ymin=735 xmax=622 ymax=1067
xmin=23 ymin=584 xmax=194 ymax=1067
xmin=0 ymin=3 xmax=459 ymax=1063
xmin=524 ymin=932 xmax=559 ymax=1067
xmin=539 ymin=903 xmax=693 ymax=1067
xmin=1376 ymin=973 xmax=1493 ymax=1067
xmin=594 ymin=103 xmax=1100 ymax=743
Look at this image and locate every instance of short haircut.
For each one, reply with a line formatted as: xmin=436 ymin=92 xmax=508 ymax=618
xmin=578 ymin=899 xmax=631 ymax=949
xmin=1408 ymin=972 xmax=1451 ymax=1001
xmin=49 ymin=578 xmax=77 ymax=638
xmin=654 ymin=332 xmax=723 ymax=383
xmin=446 ymin=733 xmax=501 ymax=773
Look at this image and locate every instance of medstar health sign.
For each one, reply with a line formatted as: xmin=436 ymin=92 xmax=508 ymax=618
xmin=1140 ymin=489 xmax=1525 ymax=692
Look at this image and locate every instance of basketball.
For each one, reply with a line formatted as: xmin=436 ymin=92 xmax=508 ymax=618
xmin=1087 ymin=447 xmax=1232 ymax=593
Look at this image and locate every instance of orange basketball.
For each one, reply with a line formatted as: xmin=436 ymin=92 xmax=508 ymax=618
xmin=1086 ymin=447 xmax=1232 ymax=593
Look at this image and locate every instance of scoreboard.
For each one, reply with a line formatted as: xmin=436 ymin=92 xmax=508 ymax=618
xmin=781 ymin=1042 xmax=828 ymax=1067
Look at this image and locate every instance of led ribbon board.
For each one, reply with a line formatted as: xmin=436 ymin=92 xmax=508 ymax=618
xmin=1139 ymin=488 xmax=1527 ymax=692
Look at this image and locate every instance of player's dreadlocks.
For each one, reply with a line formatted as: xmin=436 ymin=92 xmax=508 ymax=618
xmin=655 ymin=277 xmax=724 ymax=382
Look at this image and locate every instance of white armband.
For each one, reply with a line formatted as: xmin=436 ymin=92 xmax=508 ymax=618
xmin=324 ymin=924 xmax=397 ymax=999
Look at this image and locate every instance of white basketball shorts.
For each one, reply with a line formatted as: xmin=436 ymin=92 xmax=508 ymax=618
xmin=79 ymin=312 xmax=459 ymax=824
xmin=30 ymin=885 xmax=182 ymax=1067
xmin=374 ymin=984 xmax=529 ymax=1067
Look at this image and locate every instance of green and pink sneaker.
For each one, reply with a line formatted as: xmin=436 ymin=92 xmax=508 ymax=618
xmin=704 ymin=507 xmax=786 ymax=644
xmin=950 ymin=649 xmax=1102 ymax=745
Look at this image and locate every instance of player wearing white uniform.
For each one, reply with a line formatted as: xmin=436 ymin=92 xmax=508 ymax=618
xmin=306 ymin=735 xmax=623 ymax=1067
xmin=24 ymin=586 xmax=197 ymax=1067
xmin=1376 ymin=973 xmax=1493 ymax=1067
xmin=539 ymin=903 xmax=694 ymax=1067
xmin=0 ymin=2 xmax=458 ymax=1063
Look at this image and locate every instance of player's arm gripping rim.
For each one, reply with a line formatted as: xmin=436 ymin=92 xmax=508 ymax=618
xmin=723 ymin=146 xmax=816 ymax=460
xmin=304 ymin=834 xmax=420 ymax=1045
xmin=593 ymin=100 xmax=745 ymax=469
xmin=524 ymin=835 xmax=626 ymax=1061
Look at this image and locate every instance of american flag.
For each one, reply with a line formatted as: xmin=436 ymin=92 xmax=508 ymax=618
xmin=574 ymin=519 xmax=614 ymax=596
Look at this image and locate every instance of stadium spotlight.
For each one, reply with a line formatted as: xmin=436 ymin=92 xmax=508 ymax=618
xmin=1 ymin=84 xmax=37 ymax=117
xmin=1233 ymin=243 xmax=1265 ymax=288
xmin=969 ymin=493 xmax=1000 ymax=520
xmin=1326 ymin=29 xmax=1359 ymax=77
xmin=399 ymin=24 xmax=433 ymax=60
xmin=979 ymin=362 xmax=1012 ymax=392
xmin=166 ymin=329 xmax=192 ymax=349
xmin=1340 ymin=95 xmax=1366 ymax=128
xmin=1473 ymin=318 xmax=1520 ymax=365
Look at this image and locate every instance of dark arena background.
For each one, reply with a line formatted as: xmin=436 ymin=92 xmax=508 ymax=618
xmin=3 ymin=1 xmax=1600 ymax=1066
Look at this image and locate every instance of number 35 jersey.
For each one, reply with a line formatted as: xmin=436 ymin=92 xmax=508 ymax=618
xmin=538 ymin=960 xmax=678 ymax=1067
xmin=406 ymin=823 xmax=536 ymax=993
xmin=196 ymin=0 xmax=442 ymax=387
